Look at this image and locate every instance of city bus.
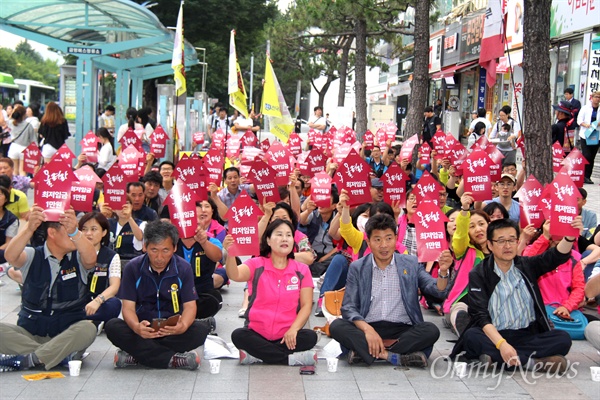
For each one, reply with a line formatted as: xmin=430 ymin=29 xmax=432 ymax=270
xmin=0 ymin=72 xmax=20 ymax=107
xmin=15 ymin=78 xmax=57 ymax=109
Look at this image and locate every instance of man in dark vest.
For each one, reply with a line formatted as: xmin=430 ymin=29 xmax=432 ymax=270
xmin=0 ymin=206 xmax=98 ymax=371
xmin=105 ymin=220 xmax=209 ymax=370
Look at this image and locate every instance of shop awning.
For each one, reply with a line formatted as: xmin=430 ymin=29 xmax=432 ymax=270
xmin=431 ymin=60 xmax=478 ymax=80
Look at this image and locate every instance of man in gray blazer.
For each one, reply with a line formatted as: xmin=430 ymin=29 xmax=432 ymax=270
xmin=330 ymin=213 xmax=452 ymax=367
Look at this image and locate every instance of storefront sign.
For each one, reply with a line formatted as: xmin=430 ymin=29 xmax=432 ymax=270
xmin=551 ymin=0 xmax=598 ymax=38
xmin=443 ymin=22 xmax=462 ymax=67
xmin=478 ymin=68 xmax=486 ymax=109
xmin=505 ymin=0 xmax=524 ymax=50
xmin=429 ymin=36 xmax=442 ymax=73
xmin=460 ymin=11 xmax=485 ymax=62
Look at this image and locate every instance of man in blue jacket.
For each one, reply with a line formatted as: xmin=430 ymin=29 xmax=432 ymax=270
xmin=330 ymin=213 xmax=452 ymax=367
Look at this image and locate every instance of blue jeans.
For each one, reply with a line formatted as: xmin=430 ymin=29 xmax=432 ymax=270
xmin=86 ymin=297 xmax=122 ymax=323
xmin=319 ymin=254 xmax=349 ymax=296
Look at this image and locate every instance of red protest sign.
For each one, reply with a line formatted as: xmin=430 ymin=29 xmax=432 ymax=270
xmin=483 ymin=144 xmax=504 ymax=181
xmin=363 ymin=130 xmax=374 ymax=150
xmin=310 ymin=172 xmax=332 ymax=208
xmin=430 ymin=131 xmax=447 ymax=159
xmin=193 ymin=132 xmax=205 ymax=145
xmin=173 ymin=154 xmax=207 ymax=199
xmin=376 ymin=128 xmax=386 ymax=147
xmin=150 ymin=126 xmax=168 ymax=158
xmin=118 ymin=145 xmax=142 ymax=180
xmin=33 ymin=161 xmax=74 ymax=221
xmin=549 ymin=172 xmax=581 ymax=238
xmin=240 ymin=146 xmax=264 ymax=166
xmin=119 ymin=128 xmax=143 ymax=152
xmin=224 ymin=191 xmax=263 ymax=256
xmin=80 ymin=131 xmax=98 ymax=163
xmin=212 ymin=129 xmax=226 ymax=149
xmin=301 ymin=148 xmax=327 ymax=177
xmin=51 ymin=143 xmax=76 ymax=165
xmin=562 ymin=148 xmax=588 ymax=188
xmin=381 ymin=163 xmax=409 ymax=207
xmin=413 ymin=170 xmax=443 ymax=205
xmin=399 ymin=134 xmax=419 ymax=160
xmin=312 ymin=131 xmax=324 ymax=150
xmin=22 ymin=142 xmax=41 ymax=174
xmin=552 ymin=142 xmax=565 ymax=173
xmin=386 ymin=122 xmax=397 ymax=142
xmin=226 ymin=133 xmax=241 ymax=159
xmin=411 ymin=200 xmax=449 ymax=262
xmin=333 ymin=143 xmax=353 ymax=165
xmin=516 ymin=175 xmax=544 ymax=229
xmin=266 ymin=141 xmax=293 ymax=187
xmin=336 ymin=149 xmax=371 ymax=206
xmin=463 ymin=150 xmax=493 ymax=202
xmin=419 ymin=142 xmax=431 ymax=165
xmin=102 ymin=164 xmax=128 ymax=209
xmin=71 ymin=166 xmax=102 ymax=212
xmin=163 ymin=180 xmax=200 ymax=239
xmin=241 ymin=130 xmax=258 ymax=148
xmin=203 ymin=148 xmax=225 ymax=184
xmin=260 ymin=138 xmax=270 ymax=152
xmin=539 ymin=184 xmax=553 ymax=221
xmin=248 ymin=159 xmax=281 ymax=204
xmin=287 ymin=133 xmax=302 ymax=156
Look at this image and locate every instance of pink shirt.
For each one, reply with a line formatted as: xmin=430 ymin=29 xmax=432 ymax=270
xmin=244 ymin=256 xmax=314 ymax=340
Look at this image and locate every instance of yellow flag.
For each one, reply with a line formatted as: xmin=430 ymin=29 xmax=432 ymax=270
xmin=261 ymin=55 xmax=294 ymax=142
xmin=171 ymin=2 xmax=186 ymax=97
xmin=228 ymin=30 xmax=248 ymax=118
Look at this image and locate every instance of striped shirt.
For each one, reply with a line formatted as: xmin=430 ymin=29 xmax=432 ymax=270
xmin=365 ymin=259 xmax=411 ymax=324
xmin=489 ymin=262 xmax=535 ymax=330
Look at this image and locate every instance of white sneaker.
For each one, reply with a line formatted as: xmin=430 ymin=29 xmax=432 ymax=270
xmin=288 ymin=350 xmax=317 ymax=366
xmin=239 ymin=350 xmax=262 ymax=365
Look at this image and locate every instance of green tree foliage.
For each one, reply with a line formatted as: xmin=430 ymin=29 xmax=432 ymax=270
xmin=0 ymin=42 xmax=60 ymax=88
xmin=133 ymin=0 xmax=279 ymax=103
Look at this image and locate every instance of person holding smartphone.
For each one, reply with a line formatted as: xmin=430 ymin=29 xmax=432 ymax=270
xmin=104 ymin=220 xmax=210 ymax=370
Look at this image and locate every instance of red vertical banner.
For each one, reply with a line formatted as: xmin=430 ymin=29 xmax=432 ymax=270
xmin=224 ymin=192 xmax=263 ymax=256
xmin=463 ymin=150 xmax=493 ymax=202
xmin=411 ymin=200 xmax=449 ymax=262
xmin=163 ymin=180 xmax=200 ymax=238
xmin=310 ymin=172 xmax=332 ymax=208
xmin=549 ymin=172 xmax=581 ymax=238
xmin=381 ymin=163 xmax=409 ymax=207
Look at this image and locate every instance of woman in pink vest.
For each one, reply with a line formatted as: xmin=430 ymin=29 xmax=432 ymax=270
xmin=224 ymin=219 xmax=318 ymax=366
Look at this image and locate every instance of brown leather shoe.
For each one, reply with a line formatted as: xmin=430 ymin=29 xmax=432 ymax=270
xmin=532 ymin=355 xmax=568 ymax=374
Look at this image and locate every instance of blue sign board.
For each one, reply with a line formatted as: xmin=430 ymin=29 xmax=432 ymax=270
xmin=478 ymin=67 xmax=486 ymax=109
xmin=67 ymin=47 xmax=102 ymax=55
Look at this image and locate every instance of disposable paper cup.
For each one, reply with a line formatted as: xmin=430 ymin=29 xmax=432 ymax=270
xmin=453 ymin=362 xmax=468 ymax=378
xmin=68 ymin=360 xmax=82 ymax=377
xmin=326 ymin=357 xmax=338 ymax=373
xmin=209 ymin=360 xmax=221 ymax=374
xmin=591 ymin=366 xmax=600 ymax=382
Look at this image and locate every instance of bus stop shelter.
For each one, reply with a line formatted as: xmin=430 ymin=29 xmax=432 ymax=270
xmin=0 ymin=0 xmax=199 ymax=154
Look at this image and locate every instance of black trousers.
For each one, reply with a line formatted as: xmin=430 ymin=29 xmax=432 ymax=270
xmin=461 ymin=326 xmax=572 ymax=365
xmin=581 ymin=140 xmax=600 ymax=179
xmin=329 ymin=319 xmax=440 ymax=365
xmin=105 ymin=318 xmax=209 ymax=368
xmin=231 ymin=327 xmax=317 ymax=365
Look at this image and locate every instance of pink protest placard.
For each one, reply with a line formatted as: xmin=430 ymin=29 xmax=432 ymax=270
xmin=33 ymin=161 xmax=73 ymax=221
xmin=381 ymin=163 xmax=409 ymax=207
xmin=539 ymin=184 xmax=553 ymax=221
xmin=363 ymin=130 xmax=375 ymax=150
xmin=303 ymin=148 xmax=327 ymax=177
xmin=173 ymin=154 xmax=207 ymax=200
xmin=430 ymin=131 xmax=447 ymax=159
xmin=399 ymin=134 xmax=418 ymax=160
xmin=266 ymin=141 xmax=293 ymax=187
xmin=212 ymin=129 xmax=226 ymax=149
xmin=226 ymin=133 xmax=241 ymax=159
xmin=51 ymin=143 xmax=76 ymax=165
xmin=413 ymin=170 xmax=444 ymax=205
xmin=119 ymin=128 xmax=143 ymax=152
xmin=333 ymin=143 xmax=353 ymax=165
xmin=310 ymin=172 xmax=332 ymax=208
xmin=22 ymin=142 xmax=41 ymax=174
xmin=549 ymin=172 xmax=581 ymax=238
xmin=193 ymin=132 xmax=205 ymax=145
xmin=163 ymin=180 xmax=200 ymax=239
xmin=552 ymin=142 xmax=565 ymax=173
xmin=516 ymin=175 xmax=544 ymax=229
xmin=287 ymin=133 xmax=302 ymax=156
xmin=376 ymin=128 xmax=386 ymax=147
xmin=562 ymin=148 xmax=588 ymax=188
xmin=150 ymin=126 xmax=168 ymax=158
xmin=248 ymin=159 xmax=281 ymax=204
xmin=80 ymin=131 xmax=98 ymax=163
xmin=71 ymin=166 xmax=102 ymax=213
xmin=260 ymin=138 xmax=270 ymax=152
xmin=419 ymin=142 xmax=431 ymax=165
xmin=203 ymin=148 xmax=224 ymax=184
xmin=241 ymin=130 xmax=258 ymax=148
xmin=118 ymin=145 xmax=142 ymax=180
xmin=224 ymin=191 xmax=263 ymax=256
xmin=386 ymin=122 xmax=397 ymax=142
xmin=462 ymin=150 xmax=493 ymax=202
xmin=483 ymin=144 xmax=504 ymax=181
xmin=411 ymin=200 xmax=449 ymax=262
xmin=336 ymin=149 xmax=372 ymax=206
xmin=102 ymin=164 xmax=128 ymax=209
